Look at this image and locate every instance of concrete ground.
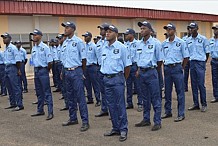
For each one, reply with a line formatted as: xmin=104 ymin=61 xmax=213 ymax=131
xmin=0 ymin=61 xmax=218 ymax=146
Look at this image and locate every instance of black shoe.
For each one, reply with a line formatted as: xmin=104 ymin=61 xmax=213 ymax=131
xmin=95 ymin=101 xmax=101 ymax=107
xmin=104 ymin=130 xmax=120 ymax=136
xmin=174 ymin=116 xmax=185 ymax=122
xmin=87 ymin=101 xmax=94 ymax=104
xmin=51 ymin=85 xmax=56 ymax=87
xmin=1 ymin=94 xmax=7 ymax=96
xmin=201 ymin=106 xmax=207 ymax=112
xmin=119 ymin=132 xmax=127 ymax=142
xmin=46 ymin=114 xmax=54 ymax=120
xmin=80 ymin=123 xmax=90 ymax=132
xmin=60 ymin=107 xmax=69 ymax=111
xmin=184 ymin=89 xmax=188 ymax=92
xmin=95 ymin=111 xmax=109 ymax=117
xmin=23 ymin=90 xmax=28 ymax=93
xmin=31 ymin=112 xmax=45 ymax=117
xmin=126 ymin=105 xmax=134 ymax=109
xmin=151 ymin=124 xmax=161 ymax=131
xmin=12 ymin=106 xmax=24 ymax=111
xmin=161 ymin=113 xmax=172 ymax=119
xmin=53 ymin=89 xmax=61 ymax=92
xmin=62 ymin=120 xmax=78 ymax=126
xmin=5 ymin=105 xmax=16 ymax=109
xmin=210 ymin=99 xmax=218 ymax=103
xmin=32 ymin=101 xmax=38 ymax=104
xmin=59 ymin=96 xmax=64 ymax=100
xmin=188 ymin=105 xmax=200 ymax=111
xmin=135 ymin=120 xmax=151 ymax=127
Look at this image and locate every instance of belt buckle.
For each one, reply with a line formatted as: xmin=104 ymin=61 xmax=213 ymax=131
xmin=68 ymin=67 xmax=75 ymax=71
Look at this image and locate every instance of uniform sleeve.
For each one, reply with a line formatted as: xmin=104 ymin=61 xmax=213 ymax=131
xmin=155 ymin=41 xmax=164 ymax=62
xmin=181 ymin=40 xmax=189 ymax=58
xmin=45 ymin=46 xmax=53 ymax=63
xmin=78 ymin=41 xmax=86 ymax=60
xmin=203 ymin=37 xmax=210 ymax=53
xmin=13 ymin=47 xmax=22 ymax=62
xmin=122 ymin=45 xmax=132 ymax=67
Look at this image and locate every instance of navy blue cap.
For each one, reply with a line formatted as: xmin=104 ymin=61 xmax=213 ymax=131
xmin=97 ymin=23 xmax=110 ymax=29
xmin=104 ymin=25 xmax=118 ymax=33
xmin=49 ymin=39 xmax=58 ymax=43
xmin=56 ymin=34 xmax=64 ymax=39
xmin=188 ymin=22 xmax=198 ymax=29
xmin=93 ymin=36 xmax=97 ymax=40
xmin=15 ymin=40 xmax=22 ymax=44
xmin=163 ymin=23 xmax=176 ymax=30
xmin=138 ymin=21 xmax=153 ymax=30
xmin=30 ymin=29 xmax=43 ymax=36
xmin=124 ymin=28 xmax=135 ymax=35
xmin=82 ymin=31 xmax=92 ymax=37
xmin=97 ymin=35 xmax=102 ymax=39
xmin=61 ymin=21 xmax=76 ymax=30
xmin=212 ymin=25 xmax=218 ymax=29
xmin=1 ymin=32 xmax=11 ymax=39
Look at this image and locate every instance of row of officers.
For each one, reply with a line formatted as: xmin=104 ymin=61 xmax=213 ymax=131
xmin=1 ymin=21 xmax=218 ymax=142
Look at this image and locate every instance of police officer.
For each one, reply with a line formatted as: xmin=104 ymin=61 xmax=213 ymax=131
xmin=30 ymin=29 xmax=54 ymax=120
xmin=93 ymin=36 xmax=98 ymax=44
xmin=182 ymin=27 xmax=192 ymax=92
xmin=54 ymin=39 xmax=62 ymax=93
xmin=95 ymin=23 xmax=110 ymax=117
xmin=15 ymin=41 xmax=28 ymax=93
xmin=187 ymin=22 xmax=210 ymax=112
xmin=209 ymin=25 xmax=218 ymax=103
xmin=101 ymin=25 xmax=131 ymax=142
xmin=1 ymin=33 xmax=24 ymax=111
xmin=61 ymin=22 xmax=89 ymax=132
xmin=82 ymin=31 xmax=101 ymax=106
xmin=0 ymin=50 xmax=7 ymax=96
xmin=161 ymin=23 xmax=189 ymax=122
xmin=124 ymin=28 xmax=143 ymax=112
xmin=134 ymin=21 xmax=163 ymax=131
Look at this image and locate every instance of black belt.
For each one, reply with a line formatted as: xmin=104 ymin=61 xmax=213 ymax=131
xmin=5 ymin=64 xmax=16 ymax=67
xmin=131 ymin=62 xmax=137 ymax=66
xmin=35 ymin=66 xmax=47 ymax=69
xmin=104 ymin=72 xmax=123 ymax=78
xmin=165 ymin=63 xmax=181 ymax=67
xmin=140 ymin=67 xmax=156 ymax=72
xmin=0 ymin=64 xmax=4 ymax=65
xmin=87 ymin=63 xmax=97 ymax=67
xmin=212 ymin=58 xmax=218 ymax=61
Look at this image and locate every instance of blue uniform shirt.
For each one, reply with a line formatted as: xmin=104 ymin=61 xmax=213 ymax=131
xmin=56 ymin=45 xmax=62 ymax=61
xmin=0 ymin=51 xmax=4 ymax=64
xmin=62 ymin=35 xmax=86 ymax=68
xmin=209 ymin=37 xmax=218 ymax=58
xmin=136 ymin=36 xmax=164 ymax=68
xmin=100 ymin=41 xmax=132 ymax=74
xmin=182 ymin=35 xmax=190 ymax=42
xmin=51 ymin=46 xmax=59 ymax=61
xmin=96 ymin=38 xmax=107 ymax=66
xmin=4 ymin=43 xmax=21 ymax=65
xmin=86 ymin=41 xmax=98 ymax=66
xmin=187 ymin=34 xmax=210 ymax=61
xmin=31 ymin=41 xmax=53 ymax=67
xmin=125 ymin=39 xmax=138 ymax=63
xmin=162 ymin=36 xmax=189 ymax=65
xmin=18 ymin=47 xmax=27 ymax=62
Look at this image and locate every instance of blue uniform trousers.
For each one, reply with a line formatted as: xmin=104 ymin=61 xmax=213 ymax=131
xmin=139 ymin=68 xmax=161 ymax=125
xmin=61 ymin=67 xmax=69 ymax=108
xmin=84 ymin=65 xmax=100 ymax=103
xmin=0 ymin=64 xmax=7 ymax=95
xmin=190 ymin=60 xmax=207 ymax=107
xmin=184 ymin=60 xmax=190 ymax=91
xmin=157 ymin=68 xmax=164 ymax=98
xmin=34 ymin=67 xmax=53 ymax=114
xmin=164 ymin=64 xmax=185 ymax=117
xmin=55 ymin=62 xmax=62 ymax=90
xmin=65 ymin=67 xmax=89 ymax=124
xmin=126 ymin=63 xmax=142 ymax=106
xmin=97 ymin=66 xmax=108 ymax=112
xmin=103 ymin=73 xmax=128 ymax=133
xmin=20 ymin=62 xmax=28 ymax=91
xmin=211 ymin=59 xmax=218 ymax=99
xmin=5 ymin=65 xmax=23 ymax=108
xmin=52 ymin=61 xmax=57 ymax=87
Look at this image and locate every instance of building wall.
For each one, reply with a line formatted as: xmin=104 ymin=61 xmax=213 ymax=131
xmin=0 ymin=15 xmax=214 ymax=75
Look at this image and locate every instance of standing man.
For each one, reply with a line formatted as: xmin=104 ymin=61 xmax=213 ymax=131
xmin=61 ymin=22 xmax=89 ymax=132
xmin=101 ymin=25 xmax=131 ymax=142
xmin=0 ymin=50 xmax=7 ymax=96
xmin=15 ymin=41 xmax=28 ymax=93
xmin=187 ymin=22 xmax=210 ymax=112
xmin=124 ymin=28 xmax=143 ymax=112
xmin=95 ymin=23 xmax=110 ymax=117
xmin=209 ymin=25 xmax=218 ymax=103
xmin=182 ymin=27 xmax=192 ymax=92
xmin=161 ymin=23 xmax=189 ymax=122
xmin=1 ymin=33 xmax=24 ymax=111
xmin=82 ymin=31 xmax=101 ymax=106
xmin=134 ymin=21 xmax=163 ymax=131
xmin=30 ymin=29 xmax=54 ymax=120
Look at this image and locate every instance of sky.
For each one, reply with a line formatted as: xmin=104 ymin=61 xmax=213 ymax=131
xmin=31 ymin=0 xmax=218 ymax=15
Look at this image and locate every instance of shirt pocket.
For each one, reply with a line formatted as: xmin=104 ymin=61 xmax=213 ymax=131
xmin=39 ymin=51 xmax=46 ymax=62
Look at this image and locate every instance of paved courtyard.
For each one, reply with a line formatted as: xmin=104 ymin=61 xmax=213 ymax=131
xmin=0 ymin=61 xmax=218 ymax=146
